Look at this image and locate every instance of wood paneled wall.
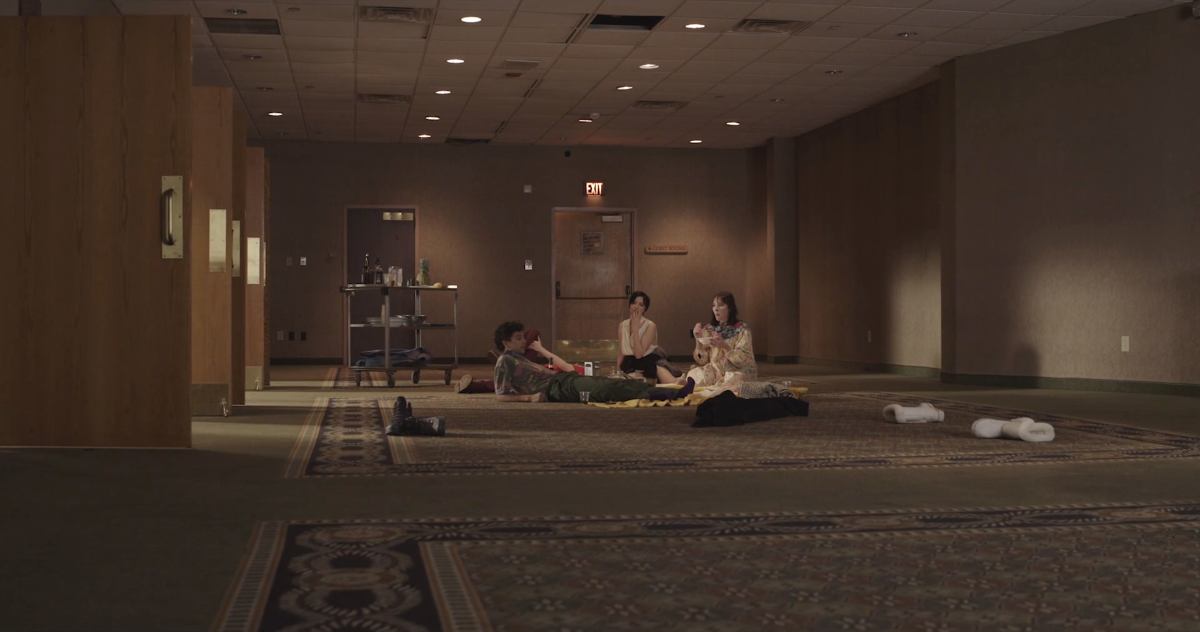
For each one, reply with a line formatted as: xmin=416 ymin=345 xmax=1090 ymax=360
xmin=231 ymin=112 xmax=247 ymax=405
xmin=0 ymin=16 xmax=192 ymax=447
xmin=190 ymin=87 xmax=233 ymax=415
xmin=245 ymin=148 xmax=268 ymax=388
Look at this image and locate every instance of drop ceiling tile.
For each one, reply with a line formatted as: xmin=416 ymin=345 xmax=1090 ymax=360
xmin=486 ymin=54 xmax=555 ymax=69
xmin=647 ymin=81 xmax=709 ymax=94
xmin=357 ymin=22 xmax=427 ymax=39
xmin=358 ymin=51 xmax=425 ymax=66
xmin=518 ymin=0 xmax=603 ymax=13
xmin=543 ymin=68 xmax=612 ymax=81
xmin=748 ymin=3 xmax=840 ymax=21
xmin=995 ymin=0 xmax=1092 ymax=14
xmin=510 ymin=11 xmax=587 ymax=27
xmin=357 ymin=38 xmax=428 ymax=53
xmin=627 ymin=46 xmax=704 ymax=60
xmin=654 ymin=17 xmax=741 ymax=32
xmin=294 ymin=74 xmax=355 ymax=90
xmin=226 ymin=61 xmax=292 ymax=74
xmin=864 ymin=24 xmax=951 ymax=40
xmin=821 ymin=51 xmax=895 ymax=66
xmin=908 ymin=40 xmax=982 ymax=56
xmin=677 ymin=59 xmax=748 ymax=75
xmin=300 ymin=92 xmax=355 ymax=104
xmin=995 ymin=30 xmax=1062 ymax=45
xmin=892 ymin=9 xmax=984 ymax=27
xmin=283 ymin=19 xmax=354 ymax=37
xmin=752 ymin=85 xmax=824 ymax=99
xmin=416 ymin=76 xmax=480 ymax=89
xmin=1070 ymin=0 xmax=1176 ymax=17
xmin=114 ymin=0 xmax=198 ymax=15
xmin=430 ymin=25 xmax=506 ymax=41
xmin=211 ymin=33 xmax=285 ymax=49
xmin=572 ymin=29 xmax=652 ymax=46
xmin=922 ymin=0 xmax=1010 ymax=9
xmin=195 ymin=1 xmax=278 ymax=19
xmin=481 ymin=66 xmax=548 ymax=79
xmin=799 ymin=22 xmax=882 ymax=38
xmin=690 ymin=47 xmax=767 ymax=62
xmin=606 ymin=70 xmax=672 ymax=83
xmin=239 ymin=81 xmax=297 ymax=93
xmin=758 ymin=49 xmax=833 ymax=64
xmin=503 ymin=27 xmax=577 ymax=43
xmin=615 ymin=58 xmax=687 ymax=72
xmin=434 ymin=9 xmax=515 ymax=26
xmin=357 ymin=70 xmax=419 ymax=84
xmin=288 ymin=50 xmax=353 ymax=64
xmin=877 ymin=53 xmax=951 ymax=67
xmin=709 ymin=82 xmax=773 ymax=95
xmin=775 ymin=36 xmax=855 ymax=51
xmin=597 ymin=0 xmax=684 ymax=15
xmin=860 ymin=63 xmax=937 ymax=78
xmin=552 ymin=57 xmax=623 ymax=72
xmin=277 ymin=4 xmax=353 ymax=20
xmin=1034 ymin=14 xmax=1114 ymax=29
xmin=959 ymin=12 xmax=1053 ymax=29
xmin=841 ymin=38 xmax=920 ymax=54
xmin=517 ymin=100 xmax=577 ymax=115
xmin=738 ymin=62 xmax=810 ymax=77
xmin=291 ymin=62 xmax=354 ymax=74
xmin=934 ymin=27 xmax=1017 ymax=45
xmin=705 ymin=34 xmax=789 ymax=52
xmin=822 ymin=5 xmax=913 ymax=23
xmin=287 ymin=36 xmax=354 ymax=50
xmin=562 ymin=44 xmax=636 ymax=58
xmin=493 ymin=42 xmax=567 ymax=57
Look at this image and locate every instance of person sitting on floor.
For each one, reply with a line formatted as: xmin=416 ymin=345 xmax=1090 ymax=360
xmin=670 ymin=291 xmax=757 ymax=394
xmin=492 ymin=321 xmax=693 ymax=403
xmin=618 ymin=291 xmax=684 ymax=383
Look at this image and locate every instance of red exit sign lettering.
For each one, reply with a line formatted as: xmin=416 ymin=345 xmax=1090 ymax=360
xmin=585 ymin=182 xmax=604 ymax=196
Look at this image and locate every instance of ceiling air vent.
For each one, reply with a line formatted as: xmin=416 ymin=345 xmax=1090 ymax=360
xmin=587 ymin=14 xmax=664 ymax=31
xmin=359 ymin=6 xmax=432 ymax=23
xmin=503 ymin=59 xmax=541 ymax=70
xmin=203 ymin=18 xmax=281 ymax=35
xmin=731 ymin=19 xmax=814 ymax=35
xmin=357 ymin=94 xmax=412 ymax=105
xmin=632 ymin=100 xmax=686 ymax=110
xmin=445 ymin=138 xmax=491 ymax=145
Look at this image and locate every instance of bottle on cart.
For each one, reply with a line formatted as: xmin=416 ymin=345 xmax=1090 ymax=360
xmin=373 ymin=258 xmax=384 ymax=284
xmin=362 ymin=254 xmax=373 ymax=284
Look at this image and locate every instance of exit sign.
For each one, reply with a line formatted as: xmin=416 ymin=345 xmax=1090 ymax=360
xmin=585 ymin=182 xmax=604 ymax=196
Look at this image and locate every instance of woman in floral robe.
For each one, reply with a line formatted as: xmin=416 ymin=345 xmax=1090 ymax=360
xmin=686 ymin=291 xmax=757 ymax=393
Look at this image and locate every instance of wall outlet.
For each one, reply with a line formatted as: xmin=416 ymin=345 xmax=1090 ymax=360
xmin=1121 ymin=336 xmax=1129 ymax=352
xmin=300 ymin=256 xmax=307 ymax=266
xmin=300 ymin=331 xmax=307 ymax=341
xmin=276 ymin=330 xmax=284 ymax=341
xmin=867 ymin=330 xmax=872 ymax=343
xmin=288 ymin=331 xmax=295 ymax=341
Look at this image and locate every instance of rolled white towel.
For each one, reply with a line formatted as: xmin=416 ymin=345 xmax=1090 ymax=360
xmin=972 ymin=416 xmax=1055 ymax=442
xmin=883 ymin=402 xmax=945 ymax=424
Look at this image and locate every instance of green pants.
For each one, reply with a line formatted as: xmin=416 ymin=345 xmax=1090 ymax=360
xmin=546 ymin=372 xmax=658 ymax=403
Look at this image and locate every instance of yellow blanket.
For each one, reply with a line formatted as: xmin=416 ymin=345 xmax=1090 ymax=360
xmin=588 ymin=393 xmax=710 ymax=408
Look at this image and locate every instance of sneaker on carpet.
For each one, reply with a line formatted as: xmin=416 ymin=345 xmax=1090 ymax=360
xmin=454 ymin=374 xmax=473 ymax=393
xmin=402 ymin=416 xmax=446 ymax=437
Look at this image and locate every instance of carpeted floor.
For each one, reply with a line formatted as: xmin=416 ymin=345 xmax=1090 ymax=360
xmin=5 ymin=362 xmax=1200 ymax=632
xmin=286 ymin=393 xmax=1200 ymax=477
xmin=216 ymin=502 xmax=1200 ymax=632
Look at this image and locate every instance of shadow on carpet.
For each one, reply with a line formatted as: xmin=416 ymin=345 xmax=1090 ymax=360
xmin=214 ymin=502 xmax=1200 ymax=632
xmin=282 ymin=393 xmax=1200 ymax=478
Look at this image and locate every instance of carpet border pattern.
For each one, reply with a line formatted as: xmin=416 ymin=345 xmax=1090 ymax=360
xmin=283 ymin=392 xmax=1200 ymax=478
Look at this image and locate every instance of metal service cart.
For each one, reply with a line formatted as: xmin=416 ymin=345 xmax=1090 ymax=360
xmin=340 ymin=284 xmax=459 ymax=387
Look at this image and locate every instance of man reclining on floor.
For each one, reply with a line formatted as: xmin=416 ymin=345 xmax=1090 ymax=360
xmin=493 ymin=321 xmax=693 ymax=404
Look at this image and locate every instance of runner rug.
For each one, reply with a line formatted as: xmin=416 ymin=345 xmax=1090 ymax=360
xmin=213 ymin=502 xmax=1200 ymax=632
xmin=283 ymin=393 xmax=1200 ymax=478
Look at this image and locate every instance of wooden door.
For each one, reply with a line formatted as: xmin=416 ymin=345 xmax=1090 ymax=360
xmin=0 ymin=16 xmax=192 ymax=447
xmin=553 ymin=212 xmax=632 ymax=352
xmin=345 ymin=209 xmax=417 ymax=360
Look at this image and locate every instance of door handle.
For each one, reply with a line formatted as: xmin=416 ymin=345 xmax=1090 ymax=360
xmin=625 ymin=285 xmax=631 ymax=297
xmin=161 ymin=188 xmax=175 ymax=245
xmin=555 ymin=281 xmax=561 ymax=298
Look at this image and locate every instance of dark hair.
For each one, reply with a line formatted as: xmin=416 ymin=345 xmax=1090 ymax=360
xmin=709 ymin=291 xmax=740 ymax=327
xmin=493 ymin=321 xmax=524 ymax=351
xmin=628 ymin=291 xmax=650 ymax=312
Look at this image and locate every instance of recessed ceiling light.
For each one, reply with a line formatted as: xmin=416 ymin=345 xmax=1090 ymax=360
xmin=242 ymin=54 xmax=262 ymax=60
xmin=257 ymin=86 xmax=273 ymax=91
xmin=689 ymin=139 xmax=703 ymax=144
xmin=616 ymin=85 xmax=633 ymax=91
xmin=418 ymin=134 xmax=432 ymax=138
xmin=725 ymin=121 xmax=739 ymax=126
xmin=267 ymin=111 xmax=283 ymax=117
xmin=578 ymin=118 xmax=593 ymax=123
xmin=685 ymin=23 xmax=705 ymax=29
xmin=825 ymin=69 xmax=843 ymax=75
xmin=461 ymin=16 xmax=481 ymax=23
xmin=897 ymin=31 xmax=918 ymax=38
xmin=771 ymin=98 xmax=784 ymax=103
xmin=638 ymin=63 xmax=659 ymax=70
xmin=446 ymin=58 xmax=465 ymax=64
xmin=425 ymin=116 xmax=440 ymax=121
xmin=225 ymin=8 xmax=248 ymax=15
xmin=435 ymin=90 xmax=451 ymax=95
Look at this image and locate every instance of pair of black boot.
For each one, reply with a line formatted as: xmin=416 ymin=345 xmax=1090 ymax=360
xmin=387 ymin=397 xmax=447 ymax=436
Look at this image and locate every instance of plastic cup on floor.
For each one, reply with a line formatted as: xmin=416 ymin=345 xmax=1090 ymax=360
xmin=579 ymin=391 xmax=590 ymax=404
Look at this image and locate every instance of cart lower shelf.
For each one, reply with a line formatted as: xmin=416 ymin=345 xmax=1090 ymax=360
xmin=348 ymin=364 xmax=457 ymax=387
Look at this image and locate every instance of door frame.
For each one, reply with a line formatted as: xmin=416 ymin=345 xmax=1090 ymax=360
xmin=549 ymin=206 xmax=638 ymax=347
xmin=342 ymin=205 xmax=420 ymax=361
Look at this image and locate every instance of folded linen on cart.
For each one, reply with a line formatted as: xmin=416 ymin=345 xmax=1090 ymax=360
xmin=355 ymin=347 xmax=433 ymax=368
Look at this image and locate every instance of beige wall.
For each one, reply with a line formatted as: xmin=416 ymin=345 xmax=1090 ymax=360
xmin=796 ymin=81 xmax=942 ymax=369
xmin=265 ymin=143 xmax=761 ymax=361
xmin=951 ymin=7 xmax=1200 ymax=384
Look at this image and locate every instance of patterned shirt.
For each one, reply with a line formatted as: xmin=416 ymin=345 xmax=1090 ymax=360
xmin=494 ymin=350 xmax=556 ymax=396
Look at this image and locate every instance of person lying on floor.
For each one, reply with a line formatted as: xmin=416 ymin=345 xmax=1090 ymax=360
xmin=492 ymin=320 xmax=693 ymax=404
xmin=457 ymin=326 xmax=582 ymax=394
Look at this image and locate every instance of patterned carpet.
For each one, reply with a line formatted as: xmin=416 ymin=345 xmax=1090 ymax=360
xmin=214 ymin=502 xmax=1200 ymax=632
xmin=326 ymin=367 xmax=378 ymax=389
xmin=283 ymin=393 xmax=1200 ymax=478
